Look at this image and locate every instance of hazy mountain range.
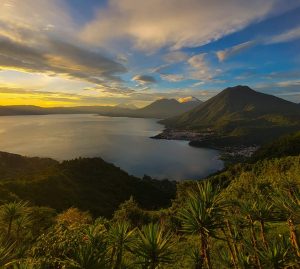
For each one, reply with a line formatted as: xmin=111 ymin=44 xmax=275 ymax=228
xmin=130 ymin=98 xmax=201 ymax=118
xmin=0 ymin=97 xmax=201 ymax=119
xmin=1 ymin=85 xmax=300 ymax=146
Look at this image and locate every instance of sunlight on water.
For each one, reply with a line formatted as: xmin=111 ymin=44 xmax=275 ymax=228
xmin=0 ymin=114 xmax=223 ymax=180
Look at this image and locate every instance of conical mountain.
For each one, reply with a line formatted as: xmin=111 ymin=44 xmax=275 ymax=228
xmin=162 ymin=85 xmax=300 ymax=143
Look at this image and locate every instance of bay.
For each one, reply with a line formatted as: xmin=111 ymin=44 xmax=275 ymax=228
xmin=0 ymin=114 xmax=223 ymax=180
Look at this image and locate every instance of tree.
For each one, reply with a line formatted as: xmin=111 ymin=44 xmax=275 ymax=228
xmin=132 ymin=223 xmax=174 ymax=269
xmin=188 ymin=244 xmax=204 ymax=269
xmin=0 ymin=240 xmax=15 ymax=267
xmin=238 ymin=199 xmax=263 ymax=269
xmin=56 ymin=208 xmax=92 ymax=226
xmin=108 ymin=221 xmax=136 ymax=269
xmin=0 ymin=201 xmax=29 ymax=238
xmin=258 ymin=236 xmax=294 ymax=269
xmin=179 ymin=181 xmax=226 ymax=269
xmin=273 ymin=183 xmax=300 ymax=257
xmin=113 ymin=196 xmax=150 ymax=227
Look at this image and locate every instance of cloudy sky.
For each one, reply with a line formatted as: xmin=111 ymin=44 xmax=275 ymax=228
xmin=0 ymin=0 xmax=299 ymax=107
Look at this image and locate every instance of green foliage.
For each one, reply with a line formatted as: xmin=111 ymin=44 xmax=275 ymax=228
xmin=257 ymin=236 xmax=293 ymax=269
xmin=0 ymin=152 xmax=176 ymax=217
xmin=108 ymin=221 xmax=136 ymax=269
xmin=0 ymin=201 xmax=30 ymax=239
xmin=252 ymin=131 xmax=300 ymax=160
xmin=179 ymin=181 xmax=226 ymax=237
xmin=131 ymin=223 xmax=175 ymax=269
xmin=0 ymin=241 xmax=15 ymax=267
xmin=68 ymin=224 xmax=109 ymax=269
xmin=0 ymin=148 xmax=300 ymax=268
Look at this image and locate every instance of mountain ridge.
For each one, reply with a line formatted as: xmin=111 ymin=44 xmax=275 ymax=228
xmin=161 ymin=85 xmax=300 ymax=145
xmin=132 ymin=98 xmax=201 ymax=118
xmin=0 ymin=98 xmax=201 ymax=119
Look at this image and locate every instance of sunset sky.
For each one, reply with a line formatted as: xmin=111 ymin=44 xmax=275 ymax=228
xmin=0 ymin=0 xmax=300 ymax=107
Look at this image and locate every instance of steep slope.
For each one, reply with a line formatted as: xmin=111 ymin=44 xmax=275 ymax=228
xmin=0 ymin=152 xmax=176 ymax=217
xmin=133 ymin=98 xmax=201 ymax=119
xmin=163 ymin=86 xmax=300 ymax=144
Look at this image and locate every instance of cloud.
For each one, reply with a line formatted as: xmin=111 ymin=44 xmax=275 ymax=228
xmin=149 ymin=64 xmax=172 ymax=74
xmin=160 ymin=74 xmax=185 ymax=82
xmin=163 ymin=51 xmax=189 ymax=63
xmin=81 ymin=0 xmax=289 ymax=51
xmin=0 ymin=0 xmax=131 ymax=96
xmin=192 ymin=81 xmax=205 ymax=87
xmin=215 ymin=25 xmax=300 ymax=63
xmin=0 ymin=0 xmax=75 ymax=44
xmin=0 ymin=37 xmax=127 ymax=88
xmin=264 ymin=70 xmax=300 ymax=80
xmin=187 ymin=53 xmax=215 ymax=81
xmin=267 ymin=25 xmax=300 ymax=44
xmin=253 ymin=80 xmax=300 ymax=103
xmin=0 ymin=0 xmax=299 ymax=105
xmin=216 ymin=41 xmax=256 ymax=62
xmin=0 ymin=85 xmax=82 ymax=105
xmin=132 ymin=75 xmax=157 ymax=84
xmin=48 ymin=40 xmax=127 ymax=81
xmin=275 ymin=80 xmax=300 ymax=88
xmin=84 ymin=84 xmax=135 ymax=95
xmin=0 ymin=83 xmax=136 ymax=106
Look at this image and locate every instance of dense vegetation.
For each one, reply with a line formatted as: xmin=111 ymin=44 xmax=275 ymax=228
xmin=0 ymin=152 xmax=176 ymax=217
xmin=252 ymin=131 xmax=300 ymax=161
xmin=1 ymin=135 xmax=300 ymax=268
xmin=162 ymin=86 xmax=300 ymax=145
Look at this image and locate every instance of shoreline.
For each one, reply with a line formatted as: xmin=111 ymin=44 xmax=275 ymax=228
xmin=151 ymin=128 xmax=259 ymax=165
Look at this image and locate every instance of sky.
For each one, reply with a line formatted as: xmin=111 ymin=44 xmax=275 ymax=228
xmin=0 ymin=0 xmax=299 ymax=107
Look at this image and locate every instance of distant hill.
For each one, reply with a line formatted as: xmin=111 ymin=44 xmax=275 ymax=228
xmin=116 ymin=103 xmax=138 ymax=110
xmin=0 ymin=105 xmax=133 ymax=116
xmin=0 ymin=98 xmax=201 ymax=119
xmin=162 ymin=85 xmax=300 ymax=145
xmin=178 ymin=96 xmax=200 ymax=103
xmin=131 ymin=98 xmax=201 ymax=119
xmin=0 ymin=152 xmax=175 ymax=217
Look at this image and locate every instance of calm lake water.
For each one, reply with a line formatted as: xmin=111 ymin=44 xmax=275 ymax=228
xmin=0 ymin=114 xmax=223 ymax=180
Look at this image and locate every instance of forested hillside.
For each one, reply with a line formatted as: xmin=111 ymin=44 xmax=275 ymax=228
xmin=252 ymin=131 xmax=300 ymax=161
xmin=0 ymin=139 xmax=300 ymax=268
xmin=0 ymin=152 xmax=176 ymax=217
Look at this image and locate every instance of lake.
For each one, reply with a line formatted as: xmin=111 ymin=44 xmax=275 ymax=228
xmin=0 ymin=114 xmax=223 ymax=180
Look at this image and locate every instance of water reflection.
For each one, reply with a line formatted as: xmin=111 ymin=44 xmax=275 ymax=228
xmin=0 ymin=114 xmax=223 ymax=180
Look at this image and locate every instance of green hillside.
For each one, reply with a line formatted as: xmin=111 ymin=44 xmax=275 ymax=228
xmin=0 ymin=152 xmax=176 ymax=217
xmin=162 ymin=86 xmax=300 ymax=145
xmin=1 ymin=150 xmax=300 ymax=268
xmin=252 ymin=131 xmax=300 ymax=161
